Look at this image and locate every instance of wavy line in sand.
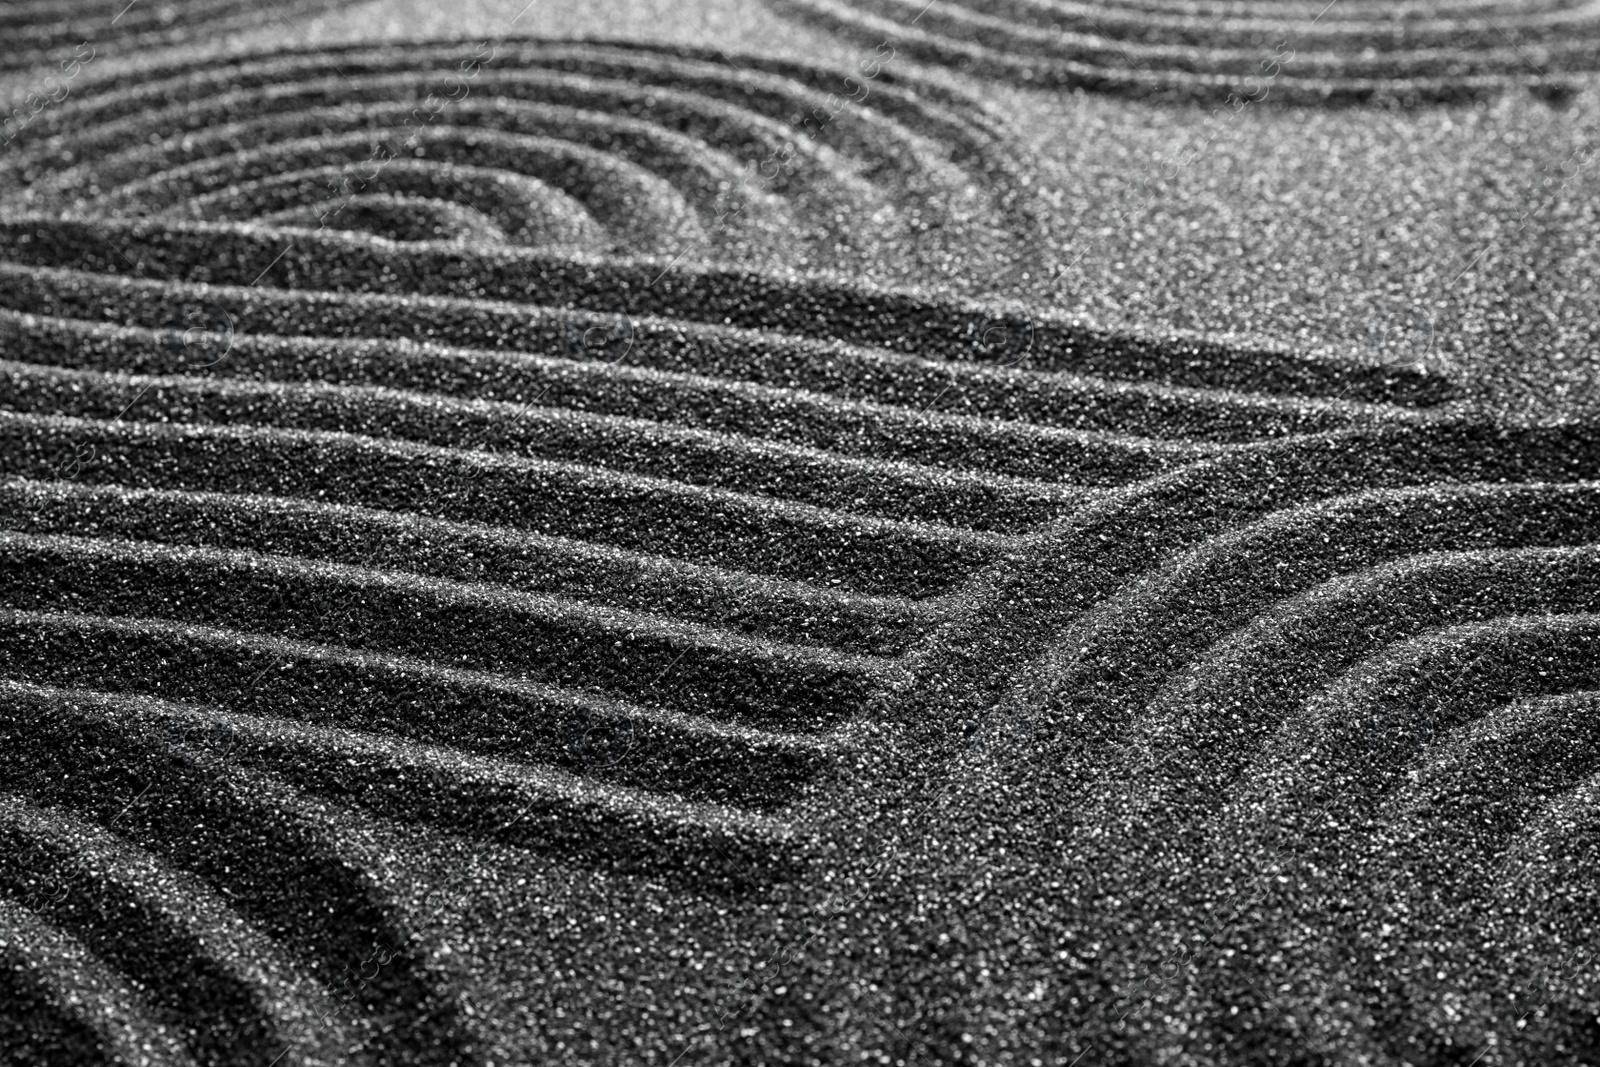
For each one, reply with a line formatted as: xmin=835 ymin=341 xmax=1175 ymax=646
xmin=766 ymin=0 xmax=1600 ymax=104
xmin=0 ymin=680 xmax=483 ymax=1067
xmin=809 ymin=420 xmax=1600 ymax=1065
xmin=0 ymin=0 xmax=348 ymax=73
xmin=0 ymin=38 xmax=1061 ymax=291
xmin=0 ymin=37 xmax=1511 ymax=1064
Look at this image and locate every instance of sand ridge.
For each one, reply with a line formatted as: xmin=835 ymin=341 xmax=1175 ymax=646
xmin=768 ymin=0 xmax=1600 ymax=104
xmin=1 ymin=11 xmax=1598 ymax=1067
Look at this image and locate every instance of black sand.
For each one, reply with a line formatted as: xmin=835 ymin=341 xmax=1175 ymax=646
xmin=2 ymin=3 xmax=1599 ymax=1064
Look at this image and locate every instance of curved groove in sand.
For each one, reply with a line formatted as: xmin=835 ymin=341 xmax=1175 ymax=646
xmin=1034 ymin=481 xmax=1600 ymax=744
xmin=0 ymin=898 xmax=197 ymax=1067
xmin=0 ymin=680 xmax=482 ymax=1066
xmin=848 ymin=422 xmax=1600 ymax=1065
xmin=1169 ymin=616 xmax=1600 ymax=1059
xmin=767 ymin=0 xmax=1600 ymax=104
xmin=0 ymin=0 xmax=345 ymax=73
xmin=0 ymin=795 xmax=368 ymax=1067
xmin=0 ymin=36 xmax=1551 ymax=1062
xmin=0 ymin=222 xmax=1458 ymax=410
xmin=0 ymin=39 xmax=1052 ymax=288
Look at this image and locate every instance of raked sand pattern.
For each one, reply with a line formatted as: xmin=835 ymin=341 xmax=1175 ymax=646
xmin=0 ymin=0 xmax=346 ymax=73
xmin=2 ymin=29 xmax=1599 ymax=1067
xmin=763 ymin=0 xmax=1600 ymax=104
xmin=0 ymin=38 xmax=1058 ymax=291
xmin=820 ymin=419 xmax=1600 ymax=1065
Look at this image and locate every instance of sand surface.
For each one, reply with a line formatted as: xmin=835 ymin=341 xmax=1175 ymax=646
xmin=2 ymin=2 xmax=1600 ymax=1064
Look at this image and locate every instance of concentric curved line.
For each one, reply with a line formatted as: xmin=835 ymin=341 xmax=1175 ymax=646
xmin=1179 ymin=614 xmax=1600 ymax=1064
xmin=0 ymin=898 xmax=195 ymax=1067
xmin=0 ymin=679 xmax=485 ymax=1067
xmin=0 ymin=39 xmax=1056 ymax=288
xmin=766 ymin=0 xmax=1600 ymax=104
xmin=0 ymin=0 xmax=346 ymax=73
xmin=0 ymin=795 xmax=370 ymax=1067
xmin=816 ymin=419 xmax=1600 ymax=1066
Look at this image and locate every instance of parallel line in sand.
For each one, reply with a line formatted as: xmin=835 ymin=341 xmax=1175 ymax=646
xmin=0 ymin=307 xmax=1221 ymax=486
xmin=0 ymin=219 xmax=1454 ymax=409
xmin=0 ymin=359 xmax=1091 ymax=533
xmin=0 ymin=606 xmax=845 ymax=809
xmin=0 ymin=898 xmax=198 ymax=1067
xmin=0 ymin=410 xmax=1007 ymax=598
xmin=0 ymin=677 xmax=806 ymax=886
xmin=0 ymin=261 xmax=1412 ymax=440
xmin=0 ymin=477 xmax=936 ymax=657
xmin=0 ymin=795 xmax=361 ymax=1067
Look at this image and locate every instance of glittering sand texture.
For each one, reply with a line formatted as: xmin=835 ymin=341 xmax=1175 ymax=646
xmin=2 ymin=4 xmax=1600 ymax=1065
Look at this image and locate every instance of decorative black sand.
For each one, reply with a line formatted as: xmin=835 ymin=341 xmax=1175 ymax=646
xmin=0 ymin=0 xmax=346 ymax=73
xmin=2 ymin=14 xmax=1599 ymax=1067
xmin=767 ymin=0 xmax=1600 ymax=104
